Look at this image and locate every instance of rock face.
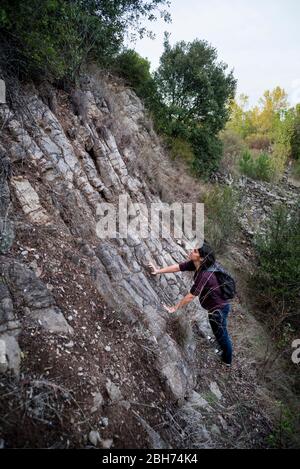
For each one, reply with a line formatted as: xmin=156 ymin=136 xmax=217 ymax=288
xmin=1 ymin=72 xmax=295 ymax=450
xmin=11 ymin=177 xmax=50 ymax=225
xmin=0 ymin=72 xmax=209 ymax=400
xmin=212 ymin=171 xmax=300 ymax=238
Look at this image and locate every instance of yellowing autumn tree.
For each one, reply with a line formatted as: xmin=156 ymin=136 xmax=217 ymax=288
xmin=257 ymin=87 xmax=289 ymax=136
xmin=225 ymin=87 xmax=298 ymax=180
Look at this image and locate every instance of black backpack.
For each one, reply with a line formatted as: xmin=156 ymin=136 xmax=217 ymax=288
xmin=205 ymin=262 xmax=236 ymax=300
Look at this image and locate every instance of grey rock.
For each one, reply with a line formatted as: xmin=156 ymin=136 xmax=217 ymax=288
xmin=0 ymin=338 xmax=8 ymax=373
xmin=0 ymin=333 xmax=21 ymax=375
xmin=91 ymin=392 xmax=104 ymax=413
xmin=88 ymin=430 xmax=101 ymax=447
xmin=186 ymin=391 xmax=213 ymax=411
xmin=0 ymin=283 xmax=14 ymax=324
xmin=100 ymin=417 xmax=109 ymax=428
xmin=211 ymin=424 xmax=221 ymax=436
xmin=11 ymin=177 xmax=50 ymax=225
xmin=135 ymin=414 xmax=169 ymax=449
xmin=106 ymin=379 xmax=122 ymax=403
xmin=28 ymin=307 xmax=73 ymax=334
xmin=209 ymin=382 xmax=222 ymax=400
xmin=119 ymin=400 xmax=131 ymax=411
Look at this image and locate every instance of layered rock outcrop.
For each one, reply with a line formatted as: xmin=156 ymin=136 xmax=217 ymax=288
xmin=0 ymin=72 xmax=208 ymax=400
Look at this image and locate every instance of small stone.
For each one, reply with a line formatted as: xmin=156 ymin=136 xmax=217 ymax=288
xmin=106 ymin=379 xmax=122 ymax=403
xmin=100 ymin=438 xmax=113 ymax=449
xmin=120 ymin=400 xmax=131 ymax=411
xmin=91 ymin=392 xmax=104 ymax=413
xmin=0 ymin=340 xmax=8 ymax=373
xmin=65 ymin=341 xmax=74 ymax=348
xmin=218 ymin=415 xmax=228 ymax=430
xmin=100 ymin=417 xmax=109 ymax=428
xmin=211 ymin=424 xmax=221 ymax=436
xmin=104 ymin=346 xmax=111 ymax=352
xmin=88 ymin=431 xmax=101 ymax=447
xmin=209 ymin=382 xmax=222 ymax=400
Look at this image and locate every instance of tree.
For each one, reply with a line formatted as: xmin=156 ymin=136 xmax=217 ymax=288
xmin=227 ymin=94 xmax=258 ymax=139
xmin=112 ymin=50 xmax=152 ymax=90
xmin=291 ymin=104 xmax=300 ymax=161
xmin=258 ymin=87 xmax=289 ymax=137
xmin=0 ymin=0 xmax=170 ymax=82
xmin=155 ymin=35 xmax=236 ymax=134
xmin=254 ymin=201 xmax=300 ymax=326
xmin=154 ymin=35 xmax=236 ymax=177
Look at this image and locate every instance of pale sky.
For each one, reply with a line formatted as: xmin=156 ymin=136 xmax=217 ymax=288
xmin=129 ymin=0 xmax=300 ymax=107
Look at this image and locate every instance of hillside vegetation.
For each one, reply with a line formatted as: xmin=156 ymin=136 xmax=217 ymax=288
xmin=0 ymin=0 xmax=299 ymax=449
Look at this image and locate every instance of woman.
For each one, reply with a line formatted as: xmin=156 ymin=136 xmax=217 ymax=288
xmin=148 ymin=241 xmax=233 ymax=366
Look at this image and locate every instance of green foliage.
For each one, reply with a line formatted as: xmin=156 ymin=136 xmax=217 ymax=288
xmin=203 ymin=185 xmax=240 ymax=253
xmin=254 ymin=202 xmax=300 ymax=317
xmin=166 ymin=137 xmax=195 ymax=163
xmin=227 ymin=94 xmax=257 ymax=139
xmin=0 ymin=0 xmax=170 ymax=82
xmin=291 ymin=104 xmax=300 ymax=161
xmin=291 ymin=159 xmax=300 ymax=179
xmin=112 ymin=50 xmax=152 ymax=91
xmin=110 ymin=49 xmax=168 ymax=131
xmin=114 ymin=38 xmax=236 ymax=181
xmin=190 ymin=127 xmax=223 ymax=178
xmin=151 ymin=34 xmax=236 ymax=178
xmin=220 ymin=129 xmax=246 ymax=156
xmin=0 ymin=219 xmax=14 ymax=254
xmin=267 ymin=402 xmax=296 ymax=448
xmin=239 ymin=150 xmax=275 ymax=182
xmin=226 ymin=89 xmax=300 ymax=178
xmin=155 ymin=35 xmax=236 ymax=133
xmin=219 ymin=129 xmax=247 ymax=173
xmin=245 ymin=134 xmax=271 ymax=151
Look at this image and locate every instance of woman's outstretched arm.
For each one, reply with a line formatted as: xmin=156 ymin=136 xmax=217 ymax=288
xmin=148 ymin=262 xmax=180 ymax=276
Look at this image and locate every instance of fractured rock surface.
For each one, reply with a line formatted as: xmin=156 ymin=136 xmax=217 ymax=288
xmin=0 ymin=72 xmax=210 ymax=400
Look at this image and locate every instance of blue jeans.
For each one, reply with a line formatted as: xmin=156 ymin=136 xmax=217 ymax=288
xmin=208 ymin=304 xmax=233 ymax=365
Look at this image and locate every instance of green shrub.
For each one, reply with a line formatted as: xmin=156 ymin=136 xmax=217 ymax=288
xmin=291 ymin=159 xmax=300 ymax=179
xmin=253 ymin=202 xmax=300 ymax=322
xmin=166 ymin=137 xmax=195 ymax=163
xmin=245 ymin=134 xmax=271 ymax=151
xmin=190 ymin=128 xmax=223 ymax=179
xmin=220 ymin=129 xmax=246 ymax=157
xmin=291 ymin=104 xmax=300 ymax=161
xmin=112 ymin=50 xmax=152 ymax=92
xmin=110 ymin=49 xmax=169 ymax=132
xmin=0 ymin=0 xmax=170 ymax=82
xmin=219 ymin=129 xmax=247 ymax=173
xmin=203 ymin=185 xmax=240 ymax=253
xmin=153 ymin=35 xmax=236 ymax=178
xmin=267 ymin=402 xmax=296 ymax=448
xmin=239 ymin=150 xmax=275 ymax=182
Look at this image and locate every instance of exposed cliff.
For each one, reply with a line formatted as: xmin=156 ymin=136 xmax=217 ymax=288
xmin=0 ymin=70 xmax=298 ymax=448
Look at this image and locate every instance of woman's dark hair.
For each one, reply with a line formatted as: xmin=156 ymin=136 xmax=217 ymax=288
xmin=198 ymin=241 xmax=216 ymax=271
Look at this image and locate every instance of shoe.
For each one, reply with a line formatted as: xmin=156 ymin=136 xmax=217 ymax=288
xmin=221 ymin=360 xmax=232 ymax=368
xmin=208 ymin=336 xmax=216 ymax=344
